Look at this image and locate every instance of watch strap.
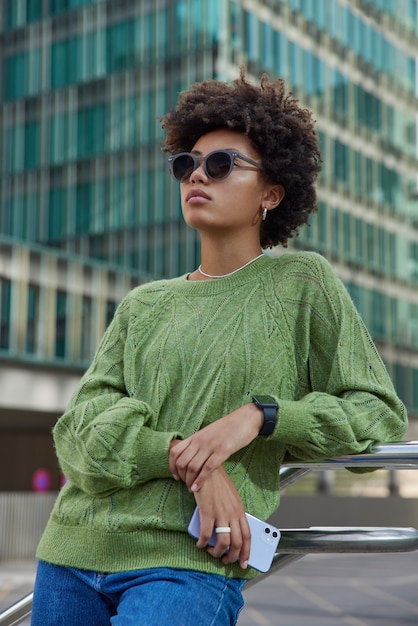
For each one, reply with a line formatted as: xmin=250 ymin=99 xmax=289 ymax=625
xmin=252 ymin=395 xmax=278 ymax=436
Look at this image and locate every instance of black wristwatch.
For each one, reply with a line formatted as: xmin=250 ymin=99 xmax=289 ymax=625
xmin=252 ymin=395 xmax=278 ymax=436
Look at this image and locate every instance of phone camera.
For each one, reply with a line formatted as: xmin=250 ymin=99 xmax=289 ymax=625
xmin=264 ymin=527 xmax=270 ymax=534
xmin=272 ymin=531 xmax=278 ymax=538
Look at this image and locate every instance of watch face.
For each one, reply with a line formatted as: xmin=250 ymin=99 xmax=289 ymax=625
xmin=254 ymin=395 xmax=277 ymax=407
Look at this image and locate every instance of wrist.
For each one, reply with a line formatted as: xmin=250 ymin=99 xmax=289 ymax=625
xmin=247 ymin=402 xmax=264 ymax=434
xmin=251 ymin=395 xmax=278 ymax=436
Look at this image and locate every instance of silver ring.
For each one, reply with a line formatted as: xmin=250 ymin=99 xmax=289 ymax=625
xmin=215 ymin=526 xmax=231 ymax=534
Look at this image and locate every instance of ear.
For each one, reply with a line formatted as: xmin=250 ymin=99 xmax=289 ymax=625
xmin=262 ymin=184 xmax=285 ymax=210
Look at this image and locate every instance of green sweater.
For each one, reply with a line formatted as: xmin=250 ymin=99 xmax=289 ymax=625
xmin=37 ymin=252 xmax=407 ymax=579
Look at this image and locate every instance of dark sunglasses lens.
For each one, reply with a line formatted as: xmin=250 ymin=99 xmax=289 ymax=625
xmin=173 ymin=154 xmax=195 ymax=181
xmin=206 ymin=152 xmax=233 ymax=179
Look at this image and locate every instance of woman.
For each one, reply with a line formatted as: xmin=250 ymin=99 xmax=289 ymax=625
xmin=32 ymin=71 xmax=407 ymax=625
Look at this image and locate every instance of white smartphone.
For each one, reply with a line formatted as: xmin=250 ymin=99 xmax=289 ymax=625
xmin=187 ymin=506 xmax=280 ymax=573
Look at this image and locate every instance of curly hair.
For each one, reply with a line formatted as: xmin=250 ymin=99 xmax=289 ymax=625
xmin=161 ymin=70 xmax=322 ymax=248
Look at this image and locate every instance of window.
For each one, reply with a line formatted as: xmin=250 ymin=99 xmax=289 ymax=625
xmin=76 ymin=183 xmax=92 ymax=234
xmin=55 ymin=290 xmax=67 ymax=358
xmin=5 ymin=53 xmax=25 ymax=100
xmin=80 ymin=296 xmax=92 ymax=361
xmin=0 ymin=279 xmax=12 ymax=351
xmin=51 ymin=38 xmax=80 ymax=88
xmin=48 ymin=188 xmax=65 ymax=240
xmin=106 ymin=21 xmax=136 ymax=73
xmin=26 ymin=284 xmax=40 ymax=354
xmin=334 ymin=139 xmax=349 ymax=185
xmin=77 ymin=105 xmax=106 ymax=158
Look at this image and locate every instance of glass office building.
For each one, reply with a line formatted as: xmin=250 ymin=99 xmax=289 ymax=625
xmin=0 ymin=0 xmax=417 ymax=457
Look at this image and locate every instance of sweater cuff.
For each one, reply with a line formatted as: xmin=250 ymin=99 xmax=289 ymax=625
xmin=134 ymin=429 xmax=183 ymax=483
xmin=273 ymin=399 xmax=311 ymax=444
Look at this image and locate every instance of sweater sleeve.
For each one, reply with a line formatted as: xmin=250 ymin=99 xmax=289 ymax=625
xmin=272 ymin=254 xmax=407 ymax=461
xmin=53 ymin=295 xmax=182 ymax=497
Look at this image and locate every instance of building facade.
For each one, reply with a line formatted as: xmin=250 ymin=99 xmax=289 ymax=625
xmin=0 ymin=0 xmax=417 ymax=488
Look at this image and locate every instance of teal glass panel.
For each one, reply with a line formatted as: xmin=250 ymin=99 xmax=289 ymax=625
xmin=317 ymin=202 xmax=328 ymax=248
xmin=333 ymin=140 xmax=349 ymax=185
xmin=303 ymin=50 xmax=325 ymax=97
xmin=342 ymin=212 xmax=351 ymax=258
xmin=50 ymin=0 xmax=99 ymax=14
xmin=330 ymin=69 xmax=348 ymax=120
xmin=346 ymin=282 xmax=365 ymax=319
xmin=273 ymin=31 xmax=287 ymax=79
xmin=106 ymin=300 xmax=117 ymax=326
xmin=49 ymin=113 xmax=67 ymax=165
xmin=332 ymin=207 xmax=341 ymax=255
xmin=48 ymin=188 xmax=65 ymax=240
xmin=413 ymin=369 xmax=418 ymax=413
xmin=0 ymin=279 xmax=12 ymax=350
xmin=261 ymin=21 xmax=274 ymax=72
xmin=7 ymin=124 xmax=24 ymax=173
xmin=26 ymin=284 xmax=40 ymax=354
xmin=288 ymin=41 xmax=301 ymax=89
xmin=354 ymin=218 xmax=364 ymax=263
xmin=77 ymin=105 xmax=106 ymax=158
xmin=366 ymin=223 xmax=375 ymax=267
xmin=27 ymin=0 xmax=42 ymax=22
xmin=85 ymin=28 xmax=106 ymax=80
xmin=243 ymin=9 xmax=259 ymax=63
xmin=24 ymin=121 xmax=39 ymax=169
xmin=25 ymin=193 xmax=39 ymax=241
xmin=80 ymin=296 xmax=92 ymax=361
xmin=7 ymin=0 xmax=24 ymax=28
xmin=6 ymin=0 xmax=41 ymax=27
xmin=5 ymin=53 xmax=25 ymax=100
xmin=106 ymin=21 xmax=136 ymax=73
xmin=370 ymin=291 xmax=386 ymax=338
xmin=76 ymin=184 xmax=91 ymax=234
xmin=51 ymin=38 xmax=80 ymax=88
xmin=55 ymin=290 xmax=67 ymax=358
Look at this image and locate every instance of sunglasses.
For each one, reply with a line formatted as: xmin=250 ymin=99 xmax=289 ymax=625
xmin=168 ymin=149 xmax=264 ymax=182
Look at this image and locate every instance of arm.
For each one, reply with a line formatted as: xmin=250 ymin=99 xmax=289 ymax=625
xmin=170 ymin=254 xmax=407 ymax=490
xmin=54 ymin=296 xmax=182 ymax=497
xmin=192 ymin=466 xmax=251 ymax=570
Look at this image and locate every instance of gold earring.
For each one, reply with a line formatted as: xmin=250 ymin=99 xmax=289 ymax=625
xmin=262 ymin=207 xmax=268 ymax=221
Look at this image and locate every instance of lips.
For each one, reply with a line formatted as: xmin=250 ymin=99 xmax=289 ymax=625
xmin=186 ymin=189 xmax=211 ymax=201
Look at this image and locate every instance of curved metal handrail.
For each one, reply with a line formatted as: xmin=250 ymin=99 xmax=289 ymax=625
xmin=279 ymin=441 xmax=418 ymax=490
xmin=245 ymin=525 xmax=418 ymax=586
xmin=2 ymin=441 xmax=418 ymax=624
xmin=0 ymin=592 xmax=33 ymax=626
xmin=278 ymin=526 xmax=418 ymax=554
xmin=283 ymin=441 xmax=418 ymax=469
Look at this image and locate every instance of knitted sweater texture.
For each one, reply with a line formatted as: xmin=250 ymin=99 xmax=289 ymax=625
xmin=37 ymin=252 xmax=407 ymax=579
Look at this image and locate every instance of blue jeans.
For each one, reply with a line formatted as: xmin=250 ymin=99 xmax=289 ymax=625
xmin=31 ymin=561 xmax=246 ymax=625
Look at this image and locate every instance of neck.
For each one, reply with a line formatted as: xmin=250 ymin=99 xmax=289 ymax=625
xmin=197 ymin=244 xmax=263 ymax=280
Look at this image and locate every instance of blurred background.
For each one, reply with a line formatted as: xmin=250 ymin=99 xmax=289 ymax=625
xmin=0 ymin=0 xmax=418 ymax=559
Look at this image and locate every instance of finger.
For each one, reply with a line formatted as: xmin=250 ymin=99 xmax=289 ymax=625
xmin=187 ymin=452 xmax=217 ymax=491
xmin=237 ymin=515 xmax=251 ymax=569
xmin=207 ymin=528 xmax=231 ymax=558
xmin=196 ymin=514 xmax=216 ymax=549
xmin=171 ymin=442 xmax=199 ymax=483
xmin=169 ymin=439 xmax=188 ymax=478
xmin=221 ymin=520 xmax=242 ymax=565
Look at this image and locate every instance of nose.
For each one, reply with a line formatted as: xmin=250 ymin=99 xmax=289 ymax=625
xmin=189 ymin=159 xmax=208 ymax=183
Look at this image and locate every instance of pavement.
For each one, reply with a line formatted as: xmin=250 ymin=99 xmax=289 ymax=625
xmin=1 ymin=551 xmax=418 ymax=625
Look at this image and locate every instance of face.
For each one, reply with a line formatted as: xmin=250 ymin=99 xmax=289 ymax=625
xmin=177 ymin=129 xmax=274 ymax=237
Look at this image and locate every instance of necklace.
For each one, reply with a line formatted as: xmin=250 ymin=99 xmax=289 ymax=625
xmin=197 ymin=253 xmax=264 ymax=279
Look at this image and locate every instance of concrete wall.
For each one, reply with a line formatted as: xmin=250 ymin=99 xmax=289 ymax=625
xmin=1 ymin=493 xmax=418 ymax=561
xmin=270 ymin=494 xmax=418 ymax=528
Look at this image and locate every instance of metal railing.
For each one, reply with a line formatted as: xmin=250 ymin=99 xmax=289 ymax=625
xmin=1 ymin=441 xmax=418 ymax=624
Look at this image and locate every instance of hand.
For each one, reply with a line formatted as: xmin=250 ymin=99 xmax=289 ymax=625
xmin=169 ymin=403 xmax=263 ymax=492
xmin=193 ymin=467 xmax=251 ymax=570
